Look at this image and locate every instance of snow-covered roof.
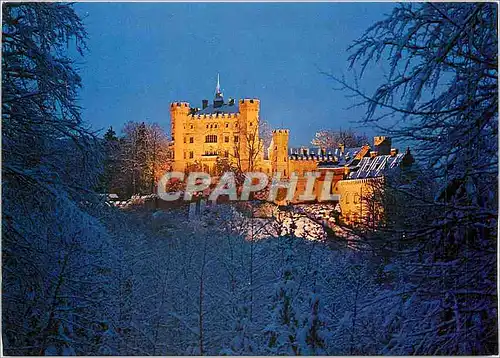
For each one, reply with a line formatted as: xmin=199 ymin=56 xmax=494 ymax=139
xmin=347 ymin=153 xmax=405 ymax=179
xmin=289 ymin=146 xmax=320 ymax=156
xmin=289 ymin=146 xmax=362 ymax=165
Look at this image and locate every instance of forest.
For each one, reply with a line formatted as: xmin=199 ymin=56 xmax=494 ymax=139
xmin=2 ymin=2 xmax=497 ymax=355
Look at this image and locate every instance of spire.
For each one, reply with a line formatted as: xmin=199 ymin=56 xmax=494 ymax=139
xmin=215 ymin=73 xmax=222 ymax=98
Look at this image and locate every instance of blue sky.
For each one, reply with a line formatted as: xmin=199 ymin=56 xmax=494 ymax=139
xmin=75 ymin=2 xmax=395 ymax=146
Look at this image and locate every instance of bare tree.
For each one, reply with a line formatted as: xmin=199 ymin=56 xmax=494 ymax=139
xmin=114 ymin=121 xmax=171 ymax=197
xmin=2 ymin=4 xmax=116 ymax=355
xmin=329 ymin=3 xmax=497 ymax=354
xmin=232 ymin=119 xmax=272 ymax=173
xmin=311 ymin=128 xmax=368 ymax=150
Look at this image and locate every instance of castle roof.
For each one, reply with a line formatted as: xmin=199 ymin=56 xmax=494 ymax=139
xmin=347 ymin=153 xmax=406 ymax=179
xmin=197 ymin=102 xmax=239 ymax=115
xmin=314 ymin=145 xmax=411 ymax=179
xmin=290 ymin=146 xmax=363 ymax=166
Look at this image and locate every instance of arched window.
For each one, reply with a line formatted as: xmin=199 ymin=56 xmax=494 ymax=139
xmin=205 ymin=135 xmax=217 ymax=143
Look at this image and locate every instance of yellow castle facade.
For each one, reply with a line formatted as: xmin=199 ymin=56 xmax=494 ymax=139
xmin=169 ymin=79 xmax=414 ymax=224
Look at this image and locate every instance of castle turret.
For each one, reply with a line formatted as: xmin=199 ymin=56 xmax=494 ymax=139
xmin=170 ymin=101 xmax=190 ymax=172
xmin=374 ymin=136 xmax=391 ymax=155
xmin=271 ymin=129 xmax=290 ymax=177
xmin=238 ymin=98 xmax=260 ymax=171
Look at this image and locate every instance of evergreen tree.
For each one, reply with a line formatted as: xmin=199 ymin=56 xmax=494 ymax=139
xmin=104 ymin=126 xmax=118 ymax=141
xmin=265 ymin=238 xmax=301 ymax=355
xmin=297 ymin=269 xmax=327 ymax=355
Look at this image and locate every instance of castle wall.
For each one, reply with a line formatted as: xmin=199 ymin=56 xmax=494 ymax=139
xmin=333 ymin=176 xmax=384 ymax=224
xmin=170 ymin=96 xmax=403 ymax=227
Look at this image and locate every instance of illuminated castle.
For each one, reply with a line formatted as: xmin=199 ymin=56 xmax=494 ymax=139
xmin=169 ymin=77 xmax=414 ymax=224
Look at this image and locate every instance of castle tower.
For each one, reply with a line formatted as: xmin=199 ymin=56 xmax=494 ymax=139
xmin=170 ymin=101 xmax=190 ymax=172
xmin=271 ymin=129 xmax=290 ymax=177
xmin=238 ymin=98 xmax=260 ymax=171
xmin=373 ymin=136 xmax=391 ymax=155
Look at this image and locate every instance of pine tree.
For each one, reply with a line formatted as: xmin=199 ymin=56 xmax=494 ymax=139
xmin=104 ymin=126 xmax=118 ymax=141
xmin=297 ymin=269 xmax=327 ymax=355
xmin=265 ymin=238 xmax=301 ymax=355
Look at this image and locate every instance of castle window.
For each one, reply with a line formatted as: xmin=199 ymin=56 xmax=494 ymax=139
xmin=225 ymin=136 xmax=229 ymax=143
xmin=205 ymin=135 xmax=217 ymax=143
xmin=250 ymin=122 xmax=253 ymax=126
xmin=210 ymin=124 xmax=213 ymax=129
xmin=235 ymin=123 xmax=238 ymax=128
xmin=225 ymin=123 xmax=229 ymax=128
xmin=189 ymin=137 xmax=194 ymax=143
xmin=183 ymin=137 xmax=186 ymax=143
xmin=206 ymin=125 xmax=209 ymax=129
xmin=189 ymin=151 xmax=194 ymax=159
xmin=224 ymin=150 xmax=229 ymax=158
xmin=215 ymin=124 xmax=218 ymax=128
xmin=234 ymin=136 xmax=239 ymax=143
xmin=190 ymin=125 xmax=193 ymax=129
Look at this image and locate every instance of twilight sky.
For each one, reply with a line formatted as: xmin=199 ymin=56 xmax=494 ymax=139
xmin=75 ymin=2 xmax=395 ymax=146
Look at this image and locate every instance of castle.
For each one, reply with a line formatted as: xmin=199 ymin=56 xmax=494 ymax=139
xmin=169 ymin=77 xmax=414 ymax=224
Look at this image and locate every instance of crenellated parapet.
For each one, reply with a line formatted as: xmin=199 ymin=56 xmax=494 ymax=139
xmin=289 ymin=154 xmax=333 ymax=162
xmin=170 ymin=102 xmax=190 ymax=111
xmin=189 ymin=112 xmax=240 ymax=119
xmin=239 ymin=98 xmax=260 ymax=106
xmin=239 ymin=99 xmax=259 ymax=114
